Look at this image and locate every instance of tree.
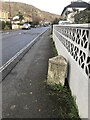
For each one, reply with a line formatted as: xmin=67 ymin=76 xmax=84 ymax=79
xmin=52 ymin=18 xmax=60 ymax=24
xmin=74 ymin=9 xmax=90 ymax=23
xmin=0 ymin=21 xmax=6 ymax=30
xmin=17 ymin=12 xmax=24 ymax=23
xmin=32 ymin=16 xmax=41 ymax=25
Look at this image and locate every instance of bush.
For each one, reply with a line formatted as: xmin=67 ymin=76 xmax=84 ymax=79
xmin=0 ymin=21 xmax=2 ymax=30
xmin=6 ymin=21 xmax=10 ymax=26
xmin=2 ymin=21 xmax=6 ymax=29
xmin=0 ymin=21 xmax=6 ymax=30
xmin=5 ymin=21 xmax=12 ymax=29
xmin=17 ymin=23 xmax=23 ymax=25
xmin=47 ymin=84 xmax=80 ymax=119
xmin=50 ymin=37 xmax=58 ymax=57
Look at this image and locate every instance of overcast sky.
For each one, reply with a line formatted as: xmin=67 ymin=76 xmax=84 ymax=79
xmin=3 ymin=0 xmax=90 ymax=15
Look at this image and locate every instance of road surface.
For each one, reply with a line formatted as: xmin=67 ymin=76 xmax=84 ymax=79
xmin=2 ymin=27 xmax=48 ymax=65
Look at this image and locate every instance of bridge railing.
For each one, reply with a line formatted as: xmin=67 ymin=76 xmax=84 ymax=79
xmin=53 ymin=24 xmax=90 ymax=118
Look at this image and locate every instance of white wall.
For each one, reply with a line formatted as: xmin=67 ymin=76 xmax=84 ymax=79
xmin=53 ymin=24 xmax=90 ymax=118
xmin=12 ymin=24 xmax=20 ymax=29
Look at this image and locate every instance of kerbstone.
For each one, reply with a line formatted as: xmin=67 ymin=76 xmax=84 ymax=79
xmin=47 ymin=55 xmax=67 ymax=86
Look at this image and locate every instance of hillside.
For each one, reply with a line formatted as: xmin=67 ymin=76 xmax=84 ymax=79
xmin=1 ymin=1 xmax=60 ymax=22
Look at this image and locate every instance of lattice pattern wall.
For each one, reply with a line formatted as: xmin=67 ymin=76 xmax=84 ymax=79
xmin=54 ymin=25 xmax=90 ymax=78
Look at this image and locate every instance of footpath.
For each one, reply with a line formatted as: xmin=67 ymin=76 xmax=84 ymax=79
xmin=2 ymin=29 xmax=60 ymax=118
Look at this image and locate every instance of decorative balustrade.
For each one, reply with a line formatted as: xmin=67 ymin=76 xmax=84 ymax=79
xmin=53 ymin=24 xmax=90 ymax=79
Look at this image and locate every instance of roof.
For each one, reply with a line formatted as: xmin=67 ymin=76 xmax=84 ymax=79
xmin=61 ymin=1 xmax=90 ymax=16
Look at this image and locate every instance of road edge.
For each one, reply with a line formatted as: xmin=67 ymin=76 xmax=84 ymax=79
xmin=0 ymin=28 xmax=49 ymax=81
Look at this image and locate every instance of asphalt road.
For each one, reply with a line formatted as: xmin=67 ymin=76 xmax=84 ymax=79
xmin=2 ymin=27 xmax=48 ymax=65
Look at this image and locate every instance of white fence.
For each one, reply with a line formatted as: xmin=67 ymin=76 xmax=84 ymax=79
xmin=53 ymin=24 xmax=90 ymax=118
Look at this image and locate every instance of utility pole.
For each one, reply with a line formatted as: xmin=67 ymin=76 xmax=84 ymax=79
xmin=9 ymin=0 xmax=12 ymax=29
xmin=32 ymin=8 xmax=34 ymax=24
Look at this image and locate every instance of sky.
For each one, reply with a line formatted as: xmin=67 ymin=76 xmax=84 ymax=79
xmin=3 ymin=0 xmax=90 ymax=15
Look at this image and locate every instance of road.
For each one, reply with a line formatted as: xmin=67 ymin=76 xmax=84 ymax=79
xmin=2 ymin=27 xmax=48 ymax=65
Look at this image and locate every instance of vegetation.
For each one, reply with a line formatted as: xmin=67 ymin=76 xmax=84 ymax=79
xmin=74 ymin=9 xmax=90 ymax=23
xmin=0 ymin=21 xmax=12 ymax=30
xmin=17 ymin=23 xmax=24 ymax=25
xmin=0 ymin=21 xmax=5 ymax=30
xmin=48 ymin=31 xmax=80 ymax=118
xmin=17 ymin=12 xmax=24 ymax=23
xmin=52 ymin=18 xmax=60 ymax=24
xmin=32 ymin=16 xmax=41 ymax=25
xmin=50 ymin=36 xmax=58 ymax=57
xmin=47 ymin=84 xmax=80 ymax=119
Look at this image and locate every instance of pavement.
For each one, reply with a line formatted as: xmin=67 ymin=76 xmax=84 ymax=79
xmin=2 ymin=29 xmax=60 ymax=118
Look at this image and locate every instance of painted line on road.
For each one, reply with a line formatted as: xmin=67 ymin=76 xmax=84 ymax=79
xmin=19 ymin=32 xmax=21 ymax=34
xmin=0 ymin=28 xmax=49 ymax=80
xmin=0 ymin=38 xmax=36 ymax=72
xmin=6 ymin=32 xmax=9 ymax=34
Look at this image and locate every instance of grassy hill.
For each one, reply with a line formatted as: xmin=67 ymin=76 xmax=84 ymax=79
xmin=1 ymin=1 xmax=61 ymax=22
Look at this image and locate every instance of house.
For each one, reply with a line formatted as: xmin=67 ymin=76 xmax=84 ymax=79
xmin=0 ymin=10 xmax=9 ymax=21
xmin=61 ymin=0 xmax=90 ymax=23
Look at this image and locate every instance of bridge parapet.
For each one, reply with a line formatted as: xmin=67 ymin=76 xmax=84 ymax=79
xmin=53 ymin=24 xmax=90 ymax=118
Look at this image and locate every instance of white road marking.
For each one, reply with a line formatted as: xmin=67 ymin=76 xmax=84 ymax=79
xmin=6 ymin=32 xmax=9 ymax=34
xmin=0 ymin=28 xmax=48 ymax=73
